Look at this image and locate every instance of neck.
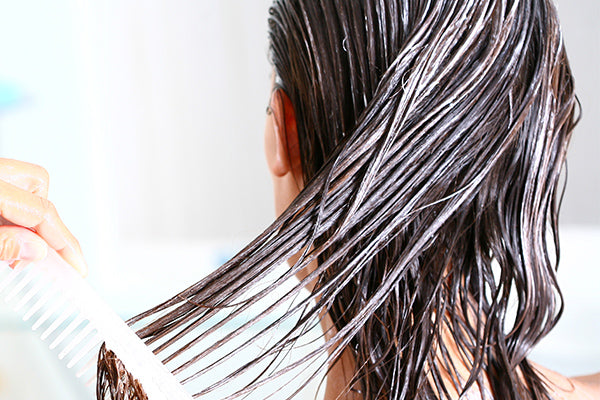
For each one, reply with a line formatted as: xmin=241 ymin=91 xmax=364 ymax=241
xmin=319 ymin=311 xmax=362 ymax=400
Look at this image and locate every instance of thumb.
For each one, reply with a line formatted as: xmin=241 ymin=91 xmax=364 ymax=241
xmin=0 ymin=226 xmax=48 ymax=265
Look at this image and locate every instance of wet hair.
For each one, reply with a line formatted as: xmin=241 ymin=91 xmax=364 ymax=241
xmin=97 ymin=0 xmax=579 ymax=399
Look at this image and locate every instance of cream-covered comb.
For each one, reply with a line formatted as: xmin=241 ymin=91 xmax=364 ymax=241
xmin=0 ymin=249 xmax=192 ymax=400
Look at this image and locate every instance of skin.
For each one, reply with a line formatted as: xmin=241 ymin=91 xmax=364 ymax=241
xmin=0 ymin=76 xmax=592 ymax=399
xmin=264 ymin=85 xmax=362 ymax=400
xmin=264 ymin=84 xmax=600 ymax=400
xmin=0 ymin=158 xmax=87 ymax=275
xmin=0 ymin=80 xmax=593 ymax=399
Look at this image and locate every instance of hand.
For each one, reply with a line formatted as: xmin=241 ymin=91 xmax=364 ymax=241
xmin=0 ymin=158 xmax=87 ymax=275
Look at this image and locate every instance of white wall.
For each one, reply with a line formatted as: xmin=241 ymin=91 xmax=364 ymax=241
xmin=74 ymin=0 xmax=275 ymax=244
xmin=555 ymin=0 xmax=600 ymax=225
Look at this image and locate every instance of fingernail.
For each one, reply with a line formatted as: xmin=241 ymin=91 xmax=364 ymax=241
xmin=19 ymin=240 xmax=48 ymax=261
xmin=73 ymin=255 xmax=88 ymax=277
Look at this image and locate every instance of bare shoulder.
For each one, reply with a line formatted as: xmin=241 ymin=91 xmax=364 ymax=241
xmin=532 ymin=362 xmax=600 ymax=400
xmin=572 ymin=372 xmax=600 ymax=385
xmin=571 ymin=372 xmax=600 ymax=397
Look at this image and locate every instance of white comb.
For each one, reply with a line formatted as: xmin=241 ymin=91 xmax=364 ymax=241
xmin=0 ymin=249 xmax=192 ymax=400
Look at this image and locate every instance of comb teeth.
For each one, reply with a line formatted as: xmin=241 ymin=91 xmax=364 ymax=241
xmin=5 ymin=266 xmax=36 ymax=301
xmin=0 ymin=261 xmax=100 ymax=388
xmin=23 ymin=286 xmax=56 ymax=321
xmin=14 ymin=279 xmax=44 ymax=311
xmin=50 ymin=313 xmax=85 ymax=350
xmin=0 ymin=252 xmax=193 ymax=400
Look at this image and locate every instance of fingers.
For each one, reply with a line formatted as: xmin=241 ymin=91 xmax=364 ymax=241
xmin=0 ymin=180 xmax=87 ymax=276
xmin=0 ymin=158 xmax=49 ymax=198
xmin=0 ymin=159 xmax=86 ymax=276
xmin=0 ymin=226 xmax=48 ymax=265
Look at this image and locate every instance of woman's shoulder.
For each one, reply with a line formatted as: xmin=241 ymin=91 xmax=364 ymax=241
xmin=532 ymin=363 xmax=600 ymax=400
xmin=570 ymin=372 xmax=600 ymax=399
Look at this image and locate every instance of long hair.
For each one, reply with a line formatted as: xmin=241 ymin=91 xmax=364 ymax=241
xmin=97 ymin=0 xmax=579 ymax=399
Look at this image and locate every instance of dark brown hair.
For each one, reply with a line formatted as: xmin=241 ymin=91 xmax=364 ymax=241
xmin=97 ymin=0 xmax=579 ymax=399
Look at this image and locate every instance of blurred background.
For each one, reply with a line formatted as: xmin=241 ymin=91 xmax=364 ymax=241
xmin=0 ymin=0 xmax=597 ymax=399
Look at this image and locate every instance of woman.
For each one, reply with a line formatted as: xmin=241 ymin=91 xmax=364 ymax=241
xmin=2 ymin=0 xmax=598 ymax=399
xmin=256 ymin=2 xmax=597 ymax=399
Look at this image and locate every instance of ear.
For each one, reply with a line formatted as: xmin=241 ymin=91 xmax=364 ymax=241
xmin=268 ymin=89 xmax=302 ymax=183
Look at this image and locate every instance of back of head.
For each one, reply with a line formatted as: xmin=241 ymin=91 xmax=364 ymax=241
xmin=96 ymin=1 xmax=579 ymax=399
xmin=268 ymin=0 xmax=578 ymax=398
